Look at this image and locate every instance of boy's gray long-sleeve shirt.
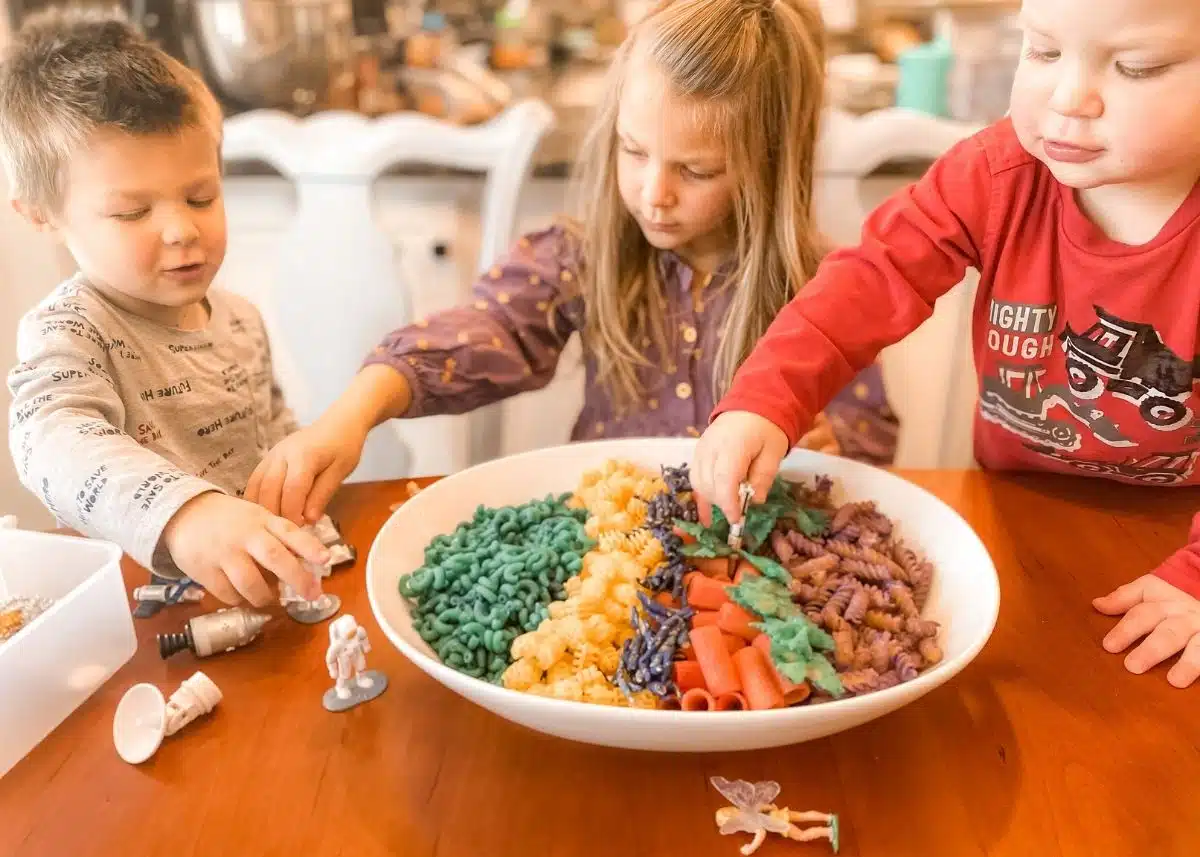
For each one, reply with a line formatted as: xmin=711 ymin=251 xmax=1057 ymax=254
xmin=7 ymin=277 xmax=296 ymax=577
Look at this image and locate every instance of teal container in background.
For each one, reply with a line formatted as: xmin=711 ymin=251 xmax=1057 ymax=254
xmin=895 ymin=37 xmax=953 ymax=117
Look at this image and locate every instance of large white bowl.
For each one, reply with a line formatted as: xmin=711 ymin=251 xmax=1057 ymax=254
xmin=366 ymin=438 xmax=999 ymax=752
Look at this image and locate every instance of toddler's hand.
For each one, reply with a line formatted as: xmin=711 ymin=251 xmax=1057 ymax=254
xmin=1093 ymin=574 xmax=1200 ymax=688
xmin=691 ymin=411 xmax=789 ymax=525
xmin=247 ymin=415 xmax=369 ymax=525
xmin=162 ymin=492 xmax=329 ymax=607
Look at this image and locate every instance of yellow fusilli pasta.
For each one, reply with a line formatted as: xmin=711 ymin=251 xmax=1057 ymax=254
xmin=502 ymin=459 xmax=665 ymax=707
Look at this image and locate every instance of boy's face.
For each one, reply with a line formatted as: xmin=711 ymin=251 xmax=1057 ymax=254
xmin=1009 ymin=0 xmax=1200 ymax=190
xmin=35 ymin=124 xmax=226 ymax=323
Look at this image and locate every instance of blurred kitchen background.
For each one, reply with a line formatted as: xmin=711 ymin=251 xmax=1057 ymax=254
xmin=0 ymin=0 xmax=1016 ymax=526
xmin=4 ymin=0 xmax=1019 ymax=171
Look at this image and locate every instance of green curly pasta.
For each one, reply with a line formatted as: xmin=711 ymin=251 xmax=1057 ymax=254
xmin=399 ymin=493 xmax=594 ymax=683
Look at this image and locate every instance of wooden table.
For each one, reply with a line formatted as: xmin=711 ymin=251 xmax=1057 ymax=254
xmin=2 ymin=471 xmax=1198 ymax=857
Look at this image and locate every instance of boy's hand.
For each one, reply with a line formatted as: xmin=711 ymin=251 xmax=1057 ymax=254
xmin=162 ymin=492 xmax=330 ymax=607
xmin=1093 ymin=574 xmax=1200 ymax=688
xmin=691 ymin=411 xmax=789 ymax=525
xmin=246 ymin=415 xmax=369 ymax=526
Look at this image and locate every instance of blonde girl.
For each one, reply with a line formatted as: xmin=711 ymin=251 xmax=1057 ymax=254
xmin=248 ymin=0 xmax=898 ymax=523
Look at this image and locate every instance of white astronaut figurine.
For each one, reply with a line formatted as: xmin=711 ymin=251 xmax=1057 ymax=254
xmin=322 ymin=614 xmax=388 ymax=712
xmin=279 ymin=559 xmax=341 ymax=624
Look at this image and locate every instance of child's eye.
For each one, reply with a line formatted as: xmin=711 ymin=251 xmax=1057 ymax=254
xmin=188 ymin=197 xmax=216 ymax=208
xmin=682 ymin=167 xmax=716 ymax=180
xmin=1023 ymin=46 xmax=1060 ymax=63
xmin=112 ymin=209 xmax=149 ymax=222
xmin=619 ymin=142 xmax=646 ymax=159
xmin=1116 ymin=62 xmax=1169 ymax=80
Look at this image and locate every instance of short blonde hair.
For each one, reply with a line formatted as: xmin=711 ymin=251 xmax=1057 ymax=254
xmin=0 ymin=3 xmax=222 ymax=212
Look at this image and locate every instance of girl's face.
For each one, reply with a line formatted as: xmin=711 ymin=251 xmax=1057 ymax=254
xmin=615 ymin=61 xmax=737 ymax=272
xmin=1009 ymin=0 xmax=1200 ymax=191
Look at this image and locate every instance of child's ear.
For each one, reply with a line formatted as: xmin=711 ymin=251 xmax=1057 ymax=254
xmin=11 ymin=198 xmax=55 ymax=233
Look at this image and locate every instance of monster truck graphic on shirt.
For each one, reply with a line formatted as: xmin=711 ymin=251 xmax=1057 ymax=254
xmin=1026 ymin=446 xmax=1200 ymax=485
xmin=1059 ymin=306 xmax=1198 ymax=432
xmin=978 ymin=364 xmax=1134 ymax=452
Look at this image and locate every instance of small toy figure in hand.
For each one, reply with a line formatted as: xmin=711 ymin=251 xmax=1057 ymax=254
xmin=323 ymin=614 xmax=388 ymax=712
xmin=279 ymin=559 xmax=341 ymax=624
xmin=711 ymin=777 xmax=839 ymax=855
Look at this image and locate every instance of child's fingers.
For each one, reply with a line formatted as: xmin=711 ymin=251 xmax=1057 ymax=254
xmin=305 ymin=461 xmax=353 ymax=525
xmin=279 ymin=461 xmax=317 ymax=526
xmin=195 ymin=568 xmax=242 ymax=606
xmin=712 ymin=449 xmax=751 ymax=522
xmin=249 ymin=527 xmax=321 ymax=601
xmin=254 ymin=457 xmax=290 ymax=519
xmin=221 ymin=551 xmax=276 ymax=607
xmin=691 ymin=444 xmax=714 ymax=525
xmin=266 ymin=516 xmax=331 ymax=567
xmin=1123 ymin=615 xmax=1191 ymax=674
xmin=1092 ymin=578 xmax=1147 ymax=614
xmin=1167 ymin=634 xmax=1200 ymax=688
xmin=694 ymin=491 xmax=713 ymax=527
xmin=746 ymin=448 xmax=782 ymax=505
xmin=1102 ymin=601 xmax=1165 ymax=652
xmin=244 ymin=461 xmax=267 ymax=505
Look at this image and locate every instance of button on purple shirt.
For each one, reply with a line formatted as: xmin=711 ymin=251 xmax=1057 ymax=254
xmin=365 ymin=225 xmax=898 ymax=465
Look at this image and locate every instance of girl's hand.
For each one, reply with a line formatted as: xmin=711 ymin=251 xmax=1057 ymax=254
xmin=1093 ymin=574 xmax=1200 ymax=688
xmin=247 ymin=413 xmax=370 ymax=526
xmin=692 ymin=410 xmax=789 ymax=525
xmin=796 ymin=411 xmax=840 ymax=456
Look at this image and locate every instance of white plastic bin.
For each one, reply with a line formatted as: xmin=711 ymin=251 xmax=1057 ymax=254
xmin=0 ymin=528 xmax=136 ymax=777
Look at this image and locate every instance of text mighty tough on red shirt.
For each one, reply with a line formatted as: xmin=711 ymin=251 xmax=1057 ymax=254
xmin=714 ymin=118 xmax=1200 ymax=597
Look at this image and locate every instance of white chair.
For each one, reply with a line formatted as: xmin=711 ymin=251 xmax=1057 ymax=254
xmin=219 ymin=99 xmax=555 ymax=482
xmin=497 ymin=106 xmax=983 ymax=469
xmin=815 ymin=107 xmax=983 ymax=469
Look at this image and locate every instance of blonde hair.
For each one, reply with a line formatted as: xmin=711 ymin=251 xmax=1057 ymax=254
xmin=0 ymin=3 xmax=222 ymax=213
xmin=570 ymin=0 xmax=827 ymax=406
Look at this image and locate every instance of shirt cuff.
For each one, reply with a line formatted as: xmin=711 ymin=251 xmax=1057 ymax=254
xmin=1153 ymin=545 xmax=1200 ymax=601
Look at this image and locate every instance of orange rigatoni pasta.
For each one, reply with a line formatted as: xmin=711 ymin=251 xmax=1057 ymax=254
xmin=690 ymin=557 xmax=733 ymax=579
xmin=680 ymin=687 xmax=715 ymax=711
xmin=732 ymin=559 xmax=761 ymax=585
xmin=752 ymin=633 xmax=811 ymax=705
xmin=687 ymin=575 xmax=733 ymax=610
xmin=673 ymin=660 xmax=706 ymax=692
xmin=692 ymin=610 xmax=721 ymax=628
xmin=716 ymin=602 xmax=761 ymax=641
xmin=732 ymin=645 xmax=785 ymax=710
xmin=723 ymin=633 xmax=747 ymax=654
xmin=689 ymin=624 xmax=741 ymax=697
xmin=714 ymin=692 xmax=748 ymax=711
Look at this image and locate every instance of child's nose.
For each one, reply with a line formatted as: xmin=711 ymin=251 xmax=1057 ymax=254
xmin=642 ymin=164 xmax=676 ymax=211
xmin=1049 ymin=64 xmax=1103 ymax=120
xmin=162 ymin=213 xmax=200 ymax=246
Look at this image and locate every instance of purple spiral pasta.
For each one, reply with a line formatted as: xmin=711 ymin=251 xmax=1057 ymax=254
xmin=786 ymin=530 xmax=829 ymax=559
xmin=893 ymin=651 xmax=921 ymax=682
xmin=840 ymin=558 xmax=893 ymax=582
xmin=844 ymin=587 xmax=870 ymax=624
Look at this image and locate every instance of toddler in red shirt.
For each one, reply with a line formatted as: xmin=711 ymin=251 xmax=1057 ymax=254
xmin=694 ymin=0 xmax=1200 ymax=688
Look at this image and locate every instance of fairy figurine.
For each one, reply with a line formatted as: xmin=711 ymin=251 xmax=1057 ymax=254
xmin=710 ymin=777 xmax=840 ymax=855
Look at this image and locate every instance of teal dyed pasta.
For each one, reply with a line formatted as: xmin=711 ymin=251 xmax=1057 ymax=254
xmin=398 ymin=493 xmax=593 ymax=683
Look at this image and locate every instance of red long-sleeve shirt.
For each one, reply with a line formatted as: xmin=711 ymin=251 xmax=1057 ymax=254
xmin=715 ymin=119 xmax=1200 ymax=598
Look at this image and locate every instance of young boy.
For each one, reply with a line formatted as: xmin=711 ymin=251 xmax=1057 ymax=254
xmin=693 ymin=0 xmax=1200 ymax=687
xmin=2 ymin=8 xmax=327 ymax=606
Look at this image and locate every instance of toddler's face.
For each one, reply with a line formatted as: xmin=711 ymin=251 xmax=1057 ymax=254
xmin=615 ymin=61 xmax=736 ymax=270
xmin=1009 ymin=0 xmax=1200 ymax=190
xmin=51 ymin=124 xmax=226 ymax=322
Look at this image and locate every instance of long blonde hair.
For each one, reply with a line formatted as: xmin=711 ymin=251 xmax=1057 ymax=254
xmin=569 ymin=0 xmax=827 ymax=406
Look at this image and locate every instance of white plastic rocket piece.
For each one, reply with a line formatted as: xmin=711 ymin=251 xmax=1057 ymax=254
xmin=113 ymin=671 xmax=222 ymax=764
